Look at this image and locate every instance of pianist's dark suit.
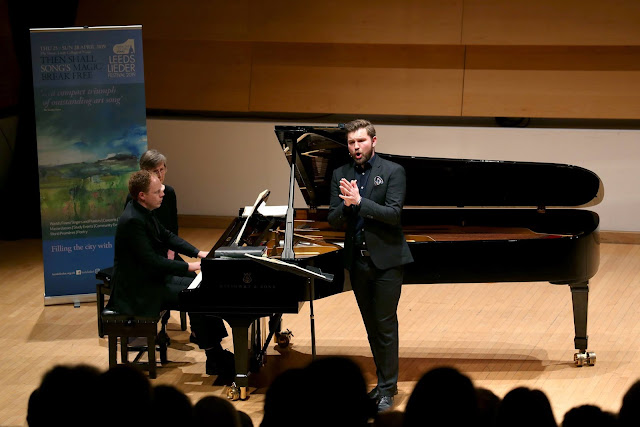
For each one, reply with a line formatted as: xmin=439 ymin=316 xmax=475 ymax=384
xmin=108 ymin=199 xmax=227 ymax=345
xmin=328 ymin=154 xmax=413 ymax=397
xmin=124 ymin=184 xmax=184 ymax=328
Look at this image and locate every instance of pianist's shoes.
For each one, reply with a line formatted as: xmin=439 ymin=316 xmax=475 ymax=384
xmin=205 ymin=348 xmax=235 ymax=377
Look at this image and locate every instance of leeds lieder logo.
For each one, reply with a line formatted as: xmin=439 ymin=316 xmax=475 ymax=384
xmin=112 ymin=39 xmax=135 ymax=54
xmin=108 ymin=39 xmax=136 ymax=78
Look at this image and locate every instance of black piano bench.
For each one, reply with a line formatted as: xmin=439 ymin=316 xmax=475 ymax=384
xmin=101 ymin=308 xmax=169 ymax=379
xmin=96 ymin=267 xmax=187 ymax=338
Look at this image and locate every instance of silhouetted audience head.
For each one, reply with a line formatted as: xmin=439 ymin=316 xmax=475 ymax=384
xmin=97 ymin=364 xmax=153 ymax=426
xmin=262 ymin=357 xmax=372 ymax=427
xmin=27 ymin=364 xmax=101 ymax=426
xmin=151 ymin=384 xmax=193 ymax=426
xmin=619 ymin=380 xmax=640 ymax=427
xmin=194 ymin=395 xmax=241 ymax=427
xmin=304 ymin=356 xmax=373 ymax=427
xmin=373 ymin=410 xmax=404 ymax=427
xmin=403 ymin=366 xmax=477 ymax=427
xmin=496 ymin=386 xmax=557 ymax=427
xmin=476 ymin=387 xmax=501 ymax=427
xmin=238 ymin=410 xmax=254 ymax=427
xmin=562 ymin=404 xmax=617 ymax=427
xmin=261 ymin=368 xmax=308 ymax=427
xmin=26 ymin=388 xmax=42 ymax=426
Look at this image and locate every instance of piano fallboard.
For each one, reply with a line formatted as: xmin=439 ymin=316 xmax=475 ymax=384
xmin=182 ymin=258 xmax=308 ymax=314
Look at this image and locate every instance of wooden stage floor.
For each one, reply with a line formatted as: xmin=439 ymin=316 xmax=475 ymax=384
xmin=1 ymin=228 xmax=639 ymax=426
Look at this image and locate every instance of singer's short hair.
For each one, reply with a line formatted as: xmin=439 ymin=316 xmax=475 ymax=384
xmin=344 ymin=119 xmax=376 ymax=138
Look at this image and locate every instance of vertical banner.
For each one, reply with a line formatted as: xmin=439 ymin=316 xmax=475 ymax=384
xmin=30 ymin=26 xmax=146 ymax=304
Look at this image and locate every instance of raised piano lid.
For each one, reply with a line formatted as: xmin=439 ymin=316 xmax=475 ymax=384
xmin=275 ymin=125 xmax=604 ymax=210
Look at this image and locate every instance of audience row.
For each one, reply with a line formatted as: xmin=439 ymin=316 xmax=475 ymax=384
xmin=27 ymin=358 xmax=640 ymax=427
xmin=262 ymin=358 xmax=635 ymax=427
xmin=27 ymin=364 xmax=252 ymax=427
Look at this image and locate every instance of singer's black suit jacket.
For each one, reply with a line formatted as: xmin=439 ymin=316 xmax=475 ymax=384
xmin=328 ymin=155 xmax=413 ymax=270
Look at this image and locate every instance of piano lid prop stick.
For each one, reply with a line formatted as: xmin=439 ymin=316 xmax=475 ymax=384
xmin=281 ymin=147 xmax=297 ymax=260
xmin=232 ymin=189 xmax=270 ymax=247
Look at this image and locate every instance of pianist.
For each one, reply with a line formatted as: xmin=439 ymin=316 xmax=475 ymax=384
xmin=125 ymin=149 xmax=188 ymax=339
xmin=107 ymin=170 xmax=233 ymax=376
xmin=328 ymin=119 xmax=413 ymax=413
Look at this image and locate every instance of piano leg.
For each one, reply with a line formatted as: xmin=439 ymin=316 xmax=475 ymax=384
xmin=226 ymin=317 xmax=256 ymax=399
xmin=569 ymin=281 xmax=596 ymax=366
xmin=224 ymin=315 xmax=283 ymax=400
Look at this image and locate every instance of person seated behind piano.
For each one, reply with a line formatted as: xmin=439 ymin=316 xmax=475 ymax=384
xmin=107 ymin=170 xmax=234 ymax=377
xmin=126 ymin=149 xmax=179 ymax=260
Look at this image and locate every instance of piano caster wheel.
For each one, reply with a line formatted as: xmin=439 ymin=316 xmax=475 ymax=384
xmin=227 ymin=382 xmax=240 ymax=401
xmin=574 ymin=351 xmax=596 ymax=366
xmin=227 ymin=383 xmax=249 ymax=401
xmin=276 ymin=329 xmax=293 ymax=348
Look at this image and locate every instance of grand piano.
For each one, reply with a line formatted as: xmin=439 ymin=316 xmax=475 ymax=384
xmin=180 ymin=125 xmax=601 ymax=396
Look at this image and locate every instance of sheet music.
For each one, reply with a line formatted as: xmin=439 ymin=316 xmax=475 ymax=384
xmin=242 ymin=204 xmax=287 ymax=218
xmin=244 ymin=253 xmax=328 ymax=280
xmin=187 ymin=271 xmax=202 ymax=290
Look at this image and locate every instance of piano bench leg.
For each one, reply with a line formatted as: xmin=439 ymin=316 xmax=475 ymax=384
xmin=102 ymin=315 xmax=167 ymax=377
xmin=180 ymin=311 xmax=188 ymax=331
xmin=108 ymin=335 xmax=117 ymax=368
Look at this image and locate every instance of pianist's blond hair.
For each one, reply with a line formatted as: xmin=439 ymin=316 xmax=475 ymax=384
xmin=128 ymin=170 xmax=153 ymax=201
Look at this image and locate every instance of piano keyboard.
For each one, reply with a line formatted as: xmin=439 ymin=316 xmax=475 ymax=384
xmin=187 ymin=272 xmax=202 ymax=290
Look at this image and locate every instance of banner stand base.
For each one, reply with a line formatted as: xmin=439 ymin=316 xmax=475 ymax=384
xmin=44 ymin=293 xmax=97 ymax=306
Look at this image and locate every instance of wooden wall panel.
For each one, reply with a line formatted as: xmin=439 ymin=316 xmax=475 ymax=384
xmin=74 ymin=0 xmax=640 ymax=118
xmin=76 ymin=0 xmax=250 ymax=41
xmin=248 ymin=0 xmax=463 ymax=44
xmin=463 ymin=0 xmax=640 ymax=45
xmin=462 ymin=46 xmax=640 ymax=118
xmin=77 ymin=0 xmax=463 ymax=44
xmin=144 ymin=40 xmax=252 ymax=111
xmin=250 ymin=43 xmax=465 ymax=115
xmin=76 ymin=0 xmax=146 ymax=27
